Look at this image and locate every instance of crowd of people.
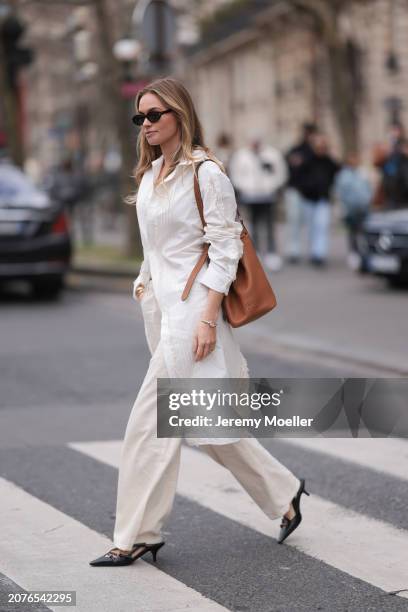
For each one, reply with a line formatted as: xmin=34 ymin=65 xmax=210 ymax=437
xmin=217 ymin=121 xmax=408 ymax=271
xmin=41 ymin=121 xmax=408 ymax=270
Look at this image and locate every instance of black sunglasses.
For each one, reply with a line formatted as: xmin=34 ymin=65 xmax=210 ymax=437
xmin=132 ymin=109 xmax=173 ymax=127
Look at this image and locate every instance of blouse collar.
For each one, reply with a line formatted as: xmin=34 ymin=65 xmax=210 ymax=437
xmin=151 ymin=147 xmax=208 ymax=183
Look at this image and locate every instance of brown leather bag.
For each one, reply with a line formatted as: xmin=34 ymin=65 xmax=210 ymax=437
xmin=181 ymin=160 xmax=277 ymax=327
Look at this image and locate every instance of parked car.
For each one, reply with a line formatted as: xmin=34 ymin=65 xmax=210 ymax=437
xmin=0 ymin=159 xmax=72 ymax=298
xmin=358 ymin=208 xmax=408 ymax=287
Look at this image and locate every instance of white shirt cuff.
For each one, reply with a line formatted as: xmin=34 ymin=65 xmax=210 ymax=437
xmin=199 ymin=262 xmax=233 ymax=295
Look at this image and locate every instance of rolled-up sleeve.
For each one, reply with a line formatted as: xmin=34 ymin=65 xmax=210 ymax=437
xmin=198 ymin=162 xmax=243 ymax=295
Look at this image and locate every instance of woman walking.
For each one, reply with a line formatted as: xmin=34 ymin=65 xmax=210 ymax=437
xmin=90 ymin=78 xmax=309 ymax=567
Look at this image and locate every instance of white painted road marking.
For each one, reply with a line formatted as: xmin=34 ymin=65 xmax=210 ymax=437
xmin=0 ymin=477 xmax=230 ymax=612
xmin=71 ymin=439 xmax=408 ymax=600
xmin=281 ymin=437 xmax=408 ymax=481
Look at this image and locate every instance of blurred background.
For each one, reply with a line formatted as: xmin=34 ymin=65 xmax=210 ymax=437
xmin=1 ymin=4 xmax=408 ymax=609
xmin=1 ymin=0 xmax=408 ymax=376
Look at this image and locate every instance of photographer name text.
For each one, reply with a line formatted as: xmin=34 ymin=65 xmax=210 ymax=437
xmin=168 ymin=415 xmax=314 ymax=429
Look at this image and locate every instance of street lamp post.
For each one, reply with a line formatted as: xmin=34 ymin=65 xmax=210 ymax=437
xmin=132 ymin=0 xmax=176 ymax=77
xmin=113 ymin=38 xmax=141 ymax=81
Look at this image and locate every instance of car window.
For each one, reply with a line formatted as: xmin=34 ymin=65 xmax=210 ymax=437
xmin=0 ymin=162 xmax=50 ymax=208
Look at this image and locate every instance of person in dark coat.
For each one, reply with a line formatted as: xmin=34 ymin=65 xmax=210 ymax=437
xmin=300 ymin=132 xmax=340 ymax=266
xmin=373 ymin=123 xmax=408 ymax=209
xmin=284 ymin=123 xmax=318 ymax=263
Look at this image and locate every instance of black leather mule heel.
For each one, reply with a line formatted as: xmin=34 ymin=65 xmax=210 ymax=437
xmin=89 ymin=541 xmax=165 ymax=566
xmin=278 ymin=479 xmax=310 ymax=544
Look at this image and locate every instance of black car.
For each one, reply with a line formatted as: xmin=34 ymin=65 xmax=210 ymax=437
xmin=0 ymin=160 xmax=72 ymax=298
xmin=359 ymin=208 xmax=408 ymax=287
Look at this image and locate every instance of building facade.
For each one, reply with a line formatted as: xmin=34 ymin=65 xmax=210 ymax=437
xmin=185 ymin=0 xmax=408 ymax=160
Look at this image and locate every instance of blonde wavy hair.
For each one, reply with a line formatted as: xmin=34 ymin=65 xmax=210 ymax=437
xmin=125 ymin=77 xmax=223 ymax=204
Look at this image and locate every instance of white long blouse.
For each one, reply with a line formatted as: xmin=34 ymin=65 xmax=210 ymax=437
xmin=133 ymin=146 xmax=249 ymax=446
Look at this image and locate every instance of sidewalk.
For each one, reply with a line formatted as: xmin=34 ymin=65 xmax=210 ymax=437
xmin=70 ymin=212 xmax=139 ymax=277
xmin=239 ymin=222 xmax=408 ymax=375
xmin=69 ymin=213 xmax=408 ymax=375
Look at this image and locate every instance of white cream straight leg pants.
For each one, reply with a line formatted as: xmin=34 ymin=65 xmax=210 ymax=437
xmin=113 ymin=340 xmax=301 ymax=550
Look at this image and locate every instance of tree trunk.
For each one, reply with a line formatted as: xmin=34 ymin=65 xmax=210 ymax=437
xmin=93 ymin=0 xmax=142 ymax=259
xmin=0 ymin=17 xmax=24 ymax=167
xmin=326 ymin=39 xmax=359 ymax=155
xmin=290 ymin=0 xmax=360 ymax=155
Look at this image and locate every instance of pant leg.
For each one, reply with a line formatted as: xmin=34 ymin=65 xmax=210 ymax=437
xmin=304 ymin=199 xmax=330 ymax=259
xmin=285 ymin=188 xmax=304 ymax=258
xmin=199 ymin=438 xmax=300 ymax=520
xmin=347 ymin=211 xmax=367 ymax=253
xmin=113 ymin=340 xmax=182 ymax=549
xmin=249 ymin=205 xmax=261 ymax=251
xmin=312 ymin=200 xmax=331 ymax=259
xmin=251 ymin=204 xmax=275 ymax=254
xmin=303 ymin=199 xmax=315 ymax=258
xmin=266 ymin=203 xmax=277 ymax=253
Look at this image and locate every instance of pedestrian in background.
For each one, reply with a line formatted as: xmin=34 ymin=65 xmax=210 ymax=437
xmin=45 ymin=158 xmax=88 ymax=241
xmin=215 ymin=132 xmax=234 ymax=174
xmin=373 ymin=122 xmax=407 ymax=209
xmin=334 ymin=152 xmax=373 ymax=270
xmin=229 ymin=136 xmax=287 ymax=271
xmin=396 ymin=138 xmax=408 ymax=206
xmin=47 ymin=158 xmax=83 ymax=212
xmin=300 ymin=132 xmax=340 ymax=267
xmin=284 ymin=123 xmax=317 ymax=263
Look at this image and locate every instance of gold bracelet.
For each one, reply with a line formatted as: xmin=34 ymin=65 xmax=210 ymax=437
xmin=200 ymin=319 xmax=217 ymax=328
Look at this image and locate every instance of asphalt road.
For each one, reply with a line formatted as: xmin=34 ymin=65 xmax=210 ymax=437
xmin=1 ymin=283 xmax=407 ymax=612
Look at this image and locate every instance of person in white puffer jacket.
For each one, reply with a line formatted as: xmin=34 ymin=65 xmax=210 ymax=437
xmin=229 ymin=136 xmax=288 ymax=271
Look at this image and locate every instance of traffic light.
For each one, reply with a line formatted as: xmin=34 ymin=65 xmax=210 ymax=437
xmin=0 ymin=15 xmax=34 ymax=89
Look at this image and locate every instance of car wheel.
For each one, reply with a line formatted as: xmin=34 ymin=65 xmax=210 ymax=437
xmin=31 ymin=276 xmax=64 ymax=300
xmin=386 ymin=275 xmax=408 ymax=289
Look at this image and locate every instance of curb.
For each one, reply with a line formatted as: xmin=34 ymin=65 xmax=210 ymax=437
xmin=69 ymin=267 xmax=405 ymax=377
xmin=70 ymin=265 xmax=138 ymax=279
xmin=238 ymin=328 xmax=408 ymax=378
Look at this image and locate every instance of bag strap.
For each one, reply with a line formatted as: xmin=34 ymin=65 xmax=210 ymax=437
xmin=192 ymin=159 xmax=246 ymax=228
xmin=181 ymin=159 xmax=245 ymax=302
xmin=193 ymin=160 xmax=208 ymax=227
xmin=181 ymin=243 xmax=210 ymax=301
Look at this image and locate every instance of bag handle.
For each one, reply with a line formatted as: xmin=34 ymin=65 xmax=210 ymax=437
xmin=181 ymin=159 xmax=246 ymax=302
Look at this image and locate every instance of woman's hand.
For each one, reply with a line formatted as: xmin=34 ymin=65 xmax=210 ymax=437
xmin=192 ymin=287 xmax=224 ymax=362
xmin=193 ymin=321 xmax=217 ymax=362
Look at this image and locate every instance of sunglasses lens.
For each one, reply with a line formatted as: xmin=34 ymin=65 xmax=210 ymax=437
xmin=132 ymin=115 xmax=144 ymax=126
xmin=147 ymin=111 xmax=162 ymax=123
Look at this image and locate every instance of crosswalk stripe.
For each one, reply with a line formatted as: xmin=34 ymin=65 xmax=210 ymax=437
xmin=70 ymin=439 xmax=408 ymax=600
xmin=0 ymin=477 xmax=230 ymax=612
xmin=280 ymin=437 xmax=408 ymax=481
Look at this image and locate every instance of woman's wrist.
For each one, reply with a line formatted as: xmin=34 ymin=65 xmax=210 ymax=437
xmin=201 ymin=288 xmax=223 ymax=321
xmin=201 ymin=309 xmax=220 ymax=321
